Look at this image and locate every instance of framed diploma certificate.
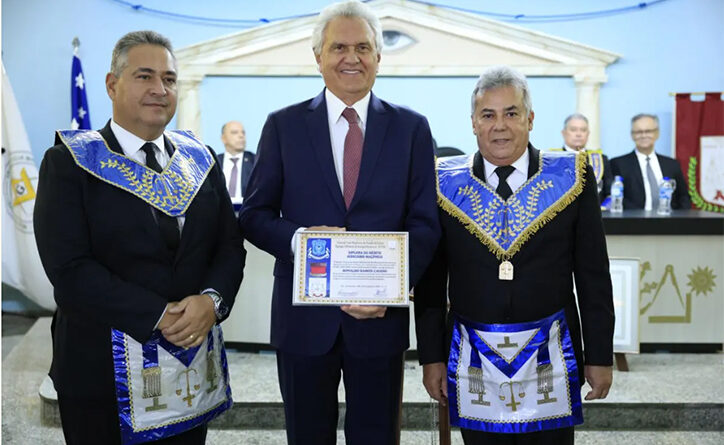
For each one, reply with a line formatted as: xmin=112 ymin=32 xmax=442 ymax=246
xmin=292 ymin=231 xmax=409 ymax=306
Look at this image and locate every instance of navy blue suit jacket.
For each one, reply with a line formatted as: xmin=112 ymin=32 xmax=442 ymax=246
xmin=239 ymin=90 xmax=441 ymax=357
xmin=217 ymin=150 xmax=256 ymax=199
xmin=610 ymin=150 xmax=692 ymax=210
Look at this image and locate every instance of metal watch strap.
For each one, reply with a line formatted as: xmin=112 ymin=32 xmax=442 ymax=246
xmin=206 ymin=291 xmax=227 ymax=319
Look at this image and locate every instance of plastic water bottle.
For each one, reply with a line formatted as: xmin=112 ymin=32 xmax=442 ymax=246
xmin=610 ymin=175 xmax=624 ymax=213
xmin=657 ymin=177 xmax=675 ymax=215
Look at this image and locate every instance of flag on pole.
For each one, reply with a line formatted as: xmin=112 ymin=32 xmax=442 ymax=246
xmin=71 ymin=40 xmax=91 ymax=130
xmin=1 ymin=63 xmax=55 ymax=310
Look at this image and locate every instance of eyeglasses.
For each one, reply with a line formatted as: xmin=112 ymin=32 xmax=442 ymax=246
xmin=632 ymin=129 xmax=659 ymax=137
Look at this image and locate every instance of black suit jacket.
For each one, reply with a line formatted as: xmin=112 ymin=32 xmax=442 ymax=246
xmin=34 ymin=122 xmax=245 ymax=400
xmin=217 ymin=151 xmax=256 ymax=199
xmin=610 ymin=150 xmax=692 ymax=210
xmin=415 ymin=147 xmax=615 ymax=381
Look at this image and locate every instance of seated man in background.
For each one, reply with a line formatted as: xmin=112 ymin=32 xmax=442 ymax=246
xmin=218 ymin=120 xmax=256 ymax=210
xmin=610 ymin=113 xmax=691 ymax=210
xmin=551 ymin=113 xmax=612 ymax=203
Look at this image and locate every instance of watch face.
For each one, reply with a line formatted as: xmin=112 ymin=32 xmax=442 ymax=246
xmin=213 ymin=295 xmax=229 ymax=318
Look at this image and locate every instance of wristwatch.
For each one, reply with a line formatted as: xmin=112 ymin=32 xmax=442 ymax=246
xmin=206 ymin=291 xmax=229 ymax=320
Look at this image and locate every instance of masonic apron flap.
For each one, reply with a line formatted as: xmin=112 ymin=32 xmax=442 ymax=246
xmin=447 ymin=310 xmax=583 ymax=434
xmin=111 ymin=325 xmax=232 ymax=444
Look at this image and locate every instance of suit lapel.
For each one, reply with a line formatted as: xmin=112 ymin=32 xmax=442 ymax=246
xmin=305 ymin=90 xmax=346 ymax=213
xmin=527 ymin=144 xmax=540 ymax=179
xmin=350 ymin=93 xmax=389 ymax=209
xmin=99 ymin=121 xmax=123 ymax=155
xmin=629 ymin=150 xmax=645 ymax=192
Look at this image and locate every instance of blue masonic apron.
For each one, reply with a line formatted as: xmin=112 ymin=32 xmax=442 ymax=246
xmin=436 ymin=152 xmax=586 ymax=433
xmin=57 ymin=129 xmax=232 ymax=444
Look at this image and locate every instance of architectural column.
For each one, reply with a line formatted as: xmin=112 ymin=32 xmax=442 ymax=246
xmin=176 ymin=76 xmax=204 ymax=137
xmin=574 ymin=69 xmax=607 ymax=150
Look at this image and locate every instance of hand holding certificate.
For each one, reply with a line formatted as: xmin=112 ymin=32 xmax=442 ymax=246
xmin=293 ymin=231 xmax=409 ymax=307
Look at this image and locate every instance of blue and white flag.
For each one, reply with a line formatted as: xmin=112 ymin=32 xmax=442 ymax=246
xmin=71 ymin=47 xmax=91 ymax=130
xmin=1 ymin=62 xmax=55 ymax=310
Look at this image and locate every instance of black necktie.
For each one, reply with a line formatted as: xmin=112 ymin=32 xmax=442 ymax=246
xmin=140 ymin=142 xmax=180 ymax=251
xmin=495 ymin=166 xmax=515 ymax=200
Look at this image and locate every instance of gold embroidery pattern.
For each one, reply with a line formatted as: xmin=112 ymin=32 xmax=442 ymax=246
xmin=476 ymin=329 xmax=539 ymax=364
xmin=122 ymin=329 xmax=229 ymax=432
xmin=438 ymin=152 xmax=587 ymax=260
xmin=58 ymin=130 xmax=213 ymax=217
xmin=97 ymin=158 xmax=197 ymax=213
xmin=455 ymin=320 xmax=575 ymax=424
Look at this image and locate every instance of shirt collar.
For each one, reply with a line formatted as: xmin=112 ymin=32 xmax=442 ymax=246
xmin=325 ymin=88 xmax=370 ymax=127
xmin=483 ymin=148 xmax=530 ymax=182
xmin=563 ymin=144 xmax=579 ymax=153
xmin=225 ymin=150 xmax=243 ymax=159
xmin=635 ymin=149 xmax=656 ymax=162
xmin=110 ymin=120 xmax=165 ymax=157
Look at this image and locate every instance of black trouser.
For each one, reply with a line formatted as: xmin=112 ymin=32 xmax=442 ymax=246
xmin=276 ymin=332 xmax=404 ymax=445
xmin=57 ymin=394 xmax=207 ymax=445
xmin=461 ymin=426 xmax=574 ymax=445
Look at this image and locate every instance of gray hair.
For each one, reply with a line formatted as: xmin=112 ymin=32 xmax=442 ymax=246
xmin=631 ymin=113 xmax=659 ymax=127
xmin=471 ymin=66 xmax=532 ymax=115
xmin=312 ymin=1 xmax=383 ymax=56
xmin=110 ymin=30 xmax=175 ymax=76
xmin=563 ymin=113 xmax=589 ymax=130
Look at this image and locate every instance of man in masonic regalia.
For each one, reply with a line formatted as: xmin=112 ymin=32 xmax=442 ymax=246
xmin=414 ymin=66 xmax=615 ymax=445
xmin=34 ymin=30 xmax=245 ymax=444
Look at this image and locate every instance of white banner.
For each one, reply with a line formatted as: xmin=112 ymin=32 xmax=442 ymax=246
xmin=699 ymin=136 xmax=724 ymax=205
xmin=2 ymin=63 xmax=55 ymax=310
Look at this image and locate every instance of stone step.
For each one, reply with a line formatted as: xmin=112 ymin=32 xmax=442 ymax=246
xmin=36 ymin=395 xmax=724 ymax=431
xmin=8 ymin=318 xmax=723 ymax=435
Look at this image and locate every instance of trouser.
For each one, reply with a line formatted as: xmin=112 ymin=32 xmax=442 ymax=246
xmin=276 ymin=332 xmax=404 ymax=445
xmin=461 ymin=426 xmax=574 ymax=445
xmin=57 ymin=394 xmax=207 ymax=445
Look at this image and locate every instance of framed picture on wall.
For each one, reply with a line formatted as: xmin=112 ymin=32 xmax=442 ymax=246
xmin=609 ymin=257 xmax=640 ymax=354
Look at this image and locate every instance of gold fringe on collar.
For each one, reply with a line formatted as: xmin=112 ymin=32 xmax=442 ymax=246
xmin=436 ymin=151 xmax=587 ymax=261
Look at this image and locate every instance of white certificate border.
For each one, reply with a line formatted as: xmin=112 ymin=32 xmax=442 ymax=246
xmin=292 ymin=231 xmax=409 ymax=306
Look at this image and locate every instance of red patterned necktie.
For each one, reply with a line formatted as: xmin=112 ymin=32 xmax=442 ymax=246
xmin=342 ymin=107 xmax=363 ymax=209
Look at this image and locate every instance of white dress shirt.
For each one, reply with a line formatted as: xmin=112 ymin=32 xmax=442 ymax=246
xmin=634 ymin=149 xmax=664 ymax=211
xmin=222 ymin=151 xmax=244 ymax=204
xmin=290 ymin=89 xmax=371 ymax=255
xmin=325 ymin=88 xmax=370 ymax=193
xmin=482 ymin=149 xmax=530 ymax=194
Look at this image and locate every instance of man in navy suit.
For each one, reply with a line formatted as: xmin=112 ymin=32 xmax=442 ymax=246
xmin=217 ymin=120 xmax=256 ymax=208
xmin=238 ymin=1 xmax=440 ymax=443
xmin=610 ymin=114 xmax=691 ymax=210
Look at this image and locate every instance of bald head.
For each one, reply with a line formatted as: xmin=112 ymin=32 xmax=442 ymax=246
xmin=221 ymin=121 xmax=246 ymax=155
